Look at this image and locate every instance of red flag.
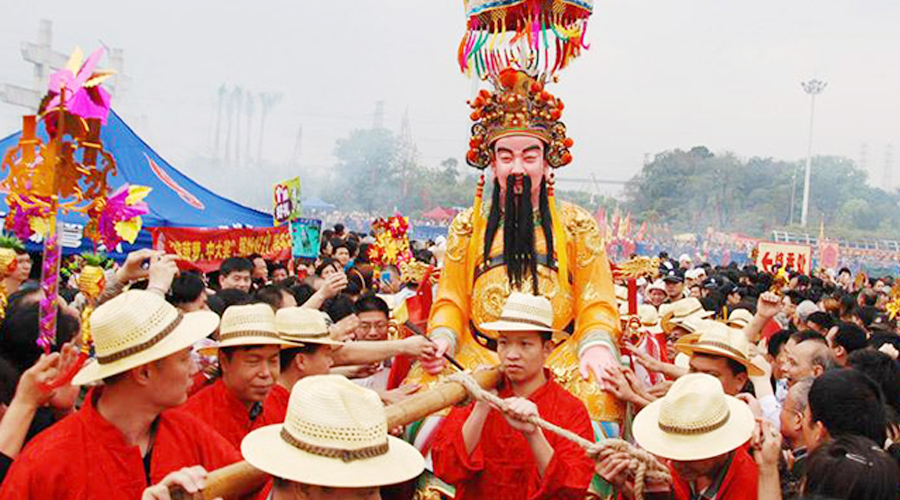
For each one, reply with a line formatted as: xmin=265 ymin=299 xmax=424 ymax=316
xmin=611 ymin=208 xmax=621 ymax=239
xmin=619 ymin=212 xmax=632 ymax=239
xmin=596 ymin=207 xmax=608 ymax=239
xmin=635 ymin=221 xmax=648 ymax=241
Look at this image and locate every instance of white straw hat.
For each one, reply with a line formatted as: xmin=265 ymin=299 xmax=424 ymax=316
xmin=479 ymin=291 xmax=558 ymax=333
xmin=675 ymin=321 xmax=764 ymax=376
xmin=216 ymin=303 xmax=288 ymax=349
xmin=632 ymin=373 xmax=755 ymax=461
xmin=661 ymin=297 xmax=714 ymax=334
xmin=241 ymin=374 xmax=424 ymax=487
xmin=275 ymin=307 xmax=344 ymax=346
xmin=72 ymin=290 xmax=220 ymax=385
xmin=725 ymin=309 xmax=754 ymax=330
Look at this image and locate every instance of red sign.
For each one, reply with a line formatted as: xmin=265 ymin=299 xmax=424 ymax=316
xmin=151 ymin=226 xmax=291 ymax=273
xmin=756 ymin=242 xmax=812 ymax=275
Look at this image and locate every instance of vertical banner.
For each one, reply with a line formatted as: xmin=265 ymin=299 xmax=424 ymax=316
xmin=273 ymin=177 xmax=302 ymax=226
xmin=756 ymin=242 xmax=812 ymax=275
xmin=290 ymin=218 xmax=322 ymax=259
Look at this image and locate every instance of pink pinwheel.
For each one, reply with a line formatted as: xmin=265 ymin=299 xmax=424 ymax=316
xmin=45 ymin=48 xmax=115 ymax=124
xmin=92 ymin=184 xmax=151 ymax=248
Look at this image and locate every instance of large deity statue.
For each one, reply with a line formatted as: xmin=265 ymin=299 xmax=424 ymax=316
xmin=409 ymin=66 xmax=624 ymax=425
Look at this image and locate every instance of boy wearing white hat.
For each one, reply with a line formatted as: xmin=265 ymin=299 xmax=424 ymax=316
xmin=432 ymin=292 xmax=594 ymax=500
xmin=598 ymin=373 xmax=758 ymax=499
xmin=0 ymin=290 xmax=241 ymax=500
xmin=243 ymin=375 xmax=425 ymax=500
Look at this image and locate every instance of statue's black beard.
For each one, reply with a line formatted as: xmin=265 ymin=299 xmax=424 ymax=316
xmin=483 ymin=176 xmax=554 ymax=293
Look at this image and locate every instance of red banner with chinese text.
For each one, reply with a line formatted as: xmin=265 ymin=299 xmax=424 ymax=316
xmin=150 ymin=227 xmax=291 ymax=272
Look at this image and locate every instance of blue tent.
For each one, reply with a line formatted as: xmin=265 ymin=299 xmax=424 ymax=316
xmin=302 ymin=197 xmax=336 ymax=212
xmin=0 ymin=110 xmax=272 ymax=258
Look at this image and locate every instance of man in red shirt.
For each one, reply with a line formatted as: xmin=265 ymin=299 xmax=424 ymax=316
xmin=599 ymin=373 xmax=758 ymax=499
xmin=179 ymin=303 xmax=292 ymax=450
xmin=432 ymin=292 xmax=595 ymax=500
xmin=0 ymin=289 xmax=240 ymax=499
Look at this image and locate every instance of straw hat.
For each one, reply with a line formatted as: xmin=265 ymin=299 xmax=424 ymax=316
xmin=275 ymin=307 xmax=344 ymax=346
xmin=725 ymin=309 xmax=753 ymax=330
xmin=215 ymin=303 xmax=289 ymax=349
xmin=632 ymin=373 xmax=755 ymax=461
xmin=72 ymin=290 xmax=220 ymax=385
xmin=479 ymin=291 xmax=558 ymax=333
xmin=661 ymin=298 xmax=713 ymax=334
xmin=242 ymin=375 xmax=424 ymax=487
xmin=674 ymin=322 xmax=764 ymax=376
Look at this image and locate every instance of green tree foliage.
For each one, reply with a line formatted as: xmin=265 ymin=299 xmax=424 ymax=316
xmin=624 ymin=147 xmax=900 ymax=238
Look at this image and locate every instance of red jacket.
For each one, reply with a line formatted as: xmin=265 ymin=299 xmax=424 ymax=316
xmin=670 ymin=446 xmax=758 ymax=500
xmin=0 ymin=389 xmax=240 ymax=499
xmin=262 ymin=383 xmax=290 ymax=424
xmin=432 ymin=373 xmax=595 ymax=500
xmin=177 ymin=379 xmax=274 ymax=451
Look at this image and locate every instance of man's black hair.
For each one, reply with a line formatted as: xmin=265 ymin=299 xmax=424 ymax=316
xmin=324 ymin=294 xmax=356 ymax=322
xmin=279 ymin=343 xmax=324 ymax=372
xmin=768 ymin=329 xmax=792 ymax=358
xmin=806 ymin=311 xmax=835 ymax=331
xmin=219 ymin=257 xmax=253 ymax=277
xmin=255 ymin=284 xmax=290 ymax=311
xmin=334 ymin=223 xmax=345 ymax=233
xmin=290 ymin=283 xmax=316 ymax=307
xmin=832 ymin=322 xmax=867 ymax=354
xmin=354 ymin=293 xmax=390 ymax=318
xmin=791 ymin=329 xmax=827 ymax=344
xmin=169 ymin=272 xmax=206 ymax=306
xmin=848 ymin=348 xmax=900 ymax=417
xmin=809 ymin=368 xmax=887 ymax=446
xmin=804 ymin=435 xmax=900 ymax=500
xmin=208 ymin=289 xmax=252 ymax=316
xmin=0 ymin=302 xmax=79 ymax=374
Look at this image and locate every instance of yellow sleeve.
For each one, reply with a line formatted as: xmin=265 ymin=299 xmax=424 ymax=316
xmin=428 ymin=208 xmax=474 ymax=354
xmin=561 ymin=204 xmax=621 ymax=358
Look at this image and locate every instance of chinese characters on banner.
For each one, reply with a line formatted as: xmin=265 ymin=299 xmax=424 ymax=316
xmin=756 ymin=242 xmax=812 ymax=275
xmin=150 ymin=227 xmax=292 ymax=273
xmin=273 ymin=177 xmax=302 ymax=226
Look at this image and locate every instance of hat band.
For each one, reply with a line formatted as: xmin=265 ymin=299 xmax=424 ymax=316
xmin=96 ymin=312 xmax=184 ymax=365
xmin=282 ymin=331 xmax=330 ymax=341
xmin=219 ymin=330 xmax=281 ymax=342
xmin=495 ymin=315 xmax=553 ymax=330
xmin=280 ymin=428 xmax=389 ymax=463
xmin=658 ymin=408 xmax=731 ymax=435
xmin=694 ymin=340 xmax=748 ymax=362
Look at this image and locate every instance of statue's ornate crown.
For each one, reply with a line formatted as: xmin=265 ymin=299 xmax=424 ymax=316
xmin=466 ymin=69 xmax=573 ymax=169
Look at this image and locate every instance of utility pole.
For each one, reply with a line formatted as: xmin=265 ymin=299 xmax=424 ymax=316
xmin=800 ymin=79 xmax=827 ymax=228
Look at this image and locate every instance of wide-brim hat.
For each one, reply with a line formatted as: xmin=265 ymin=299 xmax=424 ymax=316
xmin=199 ymin=303 xmax=301 ymax=355
xmin=242 ymin=375 xmax=424 ymax=487
xmin=725 ymin=309 xmax=754 ymax=330
xmin=73 ymin=290 xmax=220 ymax=385
xmin=275 ymin=307 xmax=344 ymax=346
xmin=661 ymin=298 xmax=714 ymax=334
xmin=633 ymin=373 xmax=755 ymax=461
xmin=479 ymin=291 xmax=560 ymax=333
xmin=675 ymin=322 xmax=764 ymax=376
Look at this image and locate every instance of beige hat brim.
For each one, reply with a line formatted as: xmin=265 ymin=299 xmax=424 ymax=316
xmin=478 ymin=319 xmax=561 ymax=334
xmin=73 ymin=310 xmax=221 ymax=386
xmin=198 ymin=339 xmax=304 ymax=357
xmin=278 ymin=332 xmax=345 ymax=347
xmin=632 ymin=395 xmax=755 ymax=461
xmin=242 ymin=425 xmax=425 ymax=488
xmin=675 ymin=342 xmax=765 ymax=377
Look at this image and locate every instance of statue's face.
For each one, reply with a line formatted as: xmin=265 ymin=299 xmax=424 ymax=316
xmin=491 ymin=135 xmax=549 ymax=201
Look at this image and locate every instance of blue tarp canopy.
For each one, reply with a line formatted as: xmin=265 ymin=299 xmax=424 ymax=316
xmin=0 ymin=110 xmax=272 ymax=258
xmin=302 ymin=197 xmax=336 ymax=212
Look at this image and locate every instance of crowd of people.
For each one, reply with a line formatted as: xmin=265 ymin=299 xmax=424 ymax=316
xmin=0 ymin=220 xmax=898 ymax=499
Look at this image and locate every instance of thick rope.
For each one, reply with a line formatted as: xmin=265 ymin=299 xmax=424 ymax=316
xmin=448 ymin=371 xmax=671 ymax=500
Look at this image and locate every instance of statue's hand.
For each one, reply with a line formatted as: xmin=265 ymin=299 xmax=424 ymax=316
xmin=421 ymin=337 xmax=450 ymax=375
xmin=579 ymin=345 xmax=618 ymax=391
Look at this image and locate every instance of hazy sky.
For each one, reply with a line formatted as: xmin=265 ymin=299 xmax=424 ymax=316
xmin=2 ymin=0 xmax=899 ymax=205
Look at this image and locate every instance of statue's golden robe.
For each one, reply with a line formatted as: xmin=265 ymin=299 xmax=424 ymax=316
xmin=405 ymin=201 xmax=624 ymax=422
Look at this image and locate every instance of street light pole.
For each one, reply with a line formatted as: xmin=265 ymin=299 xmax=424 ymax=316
xmin=800 ymin=79 xmax=827 ymax=228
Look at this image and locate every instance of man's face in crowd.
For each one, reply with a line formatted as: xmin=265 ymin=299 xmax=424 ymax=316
xmin=783 ymin=341 xmax=823 ymax=386
xmin=356 ymin=310 xmax=389 ymax=341
xmin=13 ymin=252 xmax=31 ymax=282
xmin=671 ymin=453 xmax=731 ymax=483
xmin=275 ymin=482 xmax=380 ymax=500
xmin=252 ymin=258 xmax=268 ymax=281
xmin=179 ymin=290 xmax=209 ymax=313
xmin=779 ymin=384 xmax=806 ymax=446
xmin=782 ymin=296 xmax=796 ymax=317
xmin=689 ymin=285 xmax=702 ymax=299
xmin=666 ymin=326 xmax=690 ymax=360
xmin=665 ymin=281 xmax=683 ymax=300
xmin=297 ymin=345 xmax=334 ymax=377
xmin=689 ymin=353 xmax=747 ymax=396
xmin=647 ymin=289 xmax=667 ymax=307
xmin=272 ymin=268 xmax=289 ymax=283
xmin=491 ymin=135 xmax=547 ymax=203
xmin=497 ymin=331 xmax=553 ymax=384
xmin=147 ymin=347 xmax=198 ymax=408
xmin=320 ymin=263 xmax=341 ymax=279
xmin=334 ymin=248 xmax=351 ymax=267
xmin=220 ymin=270 xmax=252 ymax=293
xmin=220 ymin=345 xmax=280 ymax=403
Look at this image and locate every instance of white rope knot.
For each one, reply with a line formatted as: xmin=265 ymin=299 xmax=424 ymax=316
xmin=447 ymin=370 xmax=672 ymax=500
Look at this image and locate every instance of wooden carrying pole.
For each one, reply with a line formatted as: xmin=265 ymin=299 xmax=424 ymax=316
xmin=171 ymin=367 xmax=502 ymax=500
